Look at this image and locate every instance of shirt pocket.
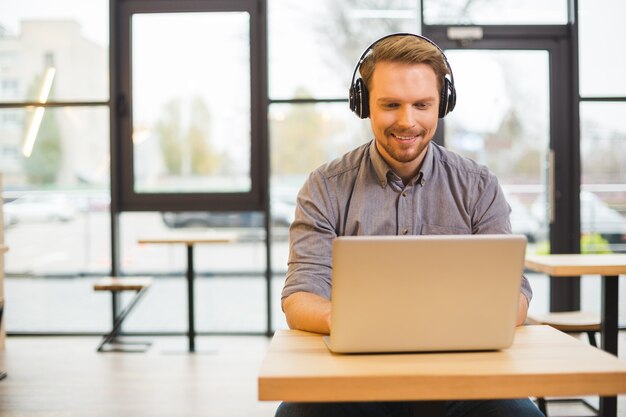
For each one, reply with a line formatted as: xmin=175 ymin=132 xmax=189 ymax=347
xmin=420 ymin=223 xmax=471 ymax=235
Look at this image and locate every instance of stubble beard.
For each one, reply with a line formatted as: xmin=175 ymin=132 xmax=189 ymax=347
xmin=380 ymin=128 xmax=429 ymax=164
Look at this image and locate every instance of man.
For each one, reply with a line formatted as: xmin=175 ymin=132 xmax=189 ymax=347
xmin=276 ymin=34 xmax=543 ymax=417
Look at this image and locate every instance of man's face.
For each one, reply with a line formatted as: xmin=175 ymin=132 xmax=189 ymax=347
xmin=368 ymin=61 xmax=440 ymax=174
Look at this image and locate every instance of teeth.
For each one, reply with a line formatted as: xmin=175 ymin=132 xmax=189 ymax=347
xmin=394 ymin=134 xmax=416 ymax=140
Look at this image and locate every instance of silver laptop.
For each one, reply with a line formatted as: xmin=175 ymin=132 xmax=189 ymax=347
xmin=324 ymin=234 xmax=527 ymax=353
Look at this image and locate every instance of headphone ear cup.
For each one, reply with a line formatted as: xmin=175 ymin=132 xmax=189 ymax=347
xmin=351 ymin=78 xmax=369 ymax=119
xmin=447 ymin=81 xmax=457 ymax=114
xmin=349 ymin=79 xmax=366 ymax=118
xmin=439 ymin=78 xmax=450 ymax=119
xmin=439 ymin=78 xmax=457 ymax=118
xmin=350 ymin=78 xmax=370 ymax=119
xmin=349 ymin=82 xmax=358 ymax=115
xmin=357 ymin=79 xmax=370 ymax=119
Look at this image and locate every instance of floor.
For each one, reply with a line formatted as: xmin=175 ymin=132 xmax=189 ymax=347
xmin=0 ymin=333 xmax=624 ymax=417
xmin=0 ymin=336 xmax=280 ymax=417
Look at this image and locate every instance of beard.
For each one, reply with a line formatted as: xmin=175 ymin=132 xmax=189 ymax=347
xmin=379 ymin=128 xmax=429 ymax=164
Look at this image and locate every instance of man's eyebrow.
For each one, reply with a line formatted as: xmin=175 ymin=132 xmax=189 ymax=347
xmin=376 ymin=96 xmax=437 ymax=103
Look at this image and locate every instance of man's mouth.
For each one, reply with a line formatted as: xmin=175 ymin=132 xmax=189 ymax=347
xmin=391 ymin=133 xmax=420 ymax=141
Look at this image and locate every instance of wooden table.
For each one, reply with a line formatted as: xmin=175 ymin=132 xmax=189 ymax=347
xmin=524 ymin=253 xmax=626 ymax=417
xmin=259 ymin=326 xmax=626 ymax=415
xmin=138 ymin=234 xmax=236 ymax=352
xmin=525 ymin=254 xmax=626 ymax=355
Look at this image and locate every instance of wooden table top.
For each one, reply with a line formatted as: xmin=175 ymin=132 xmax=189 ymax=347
xmin=93 ymin=277 xmax=153 ymax=292
xmin=258 ymin=326 xmax=626 ymax=402
xmin=138 ymin=233 xmax=237 ymax=245
xmin=525 ymin=254 xmax=626 ymax=276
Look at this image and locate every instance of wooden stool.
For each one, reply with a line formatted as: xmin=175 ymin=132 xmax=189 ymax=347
xmin=528 ymin=311 xmax=601 ymax=416
xmin=94 ymin=277 xmax=153 ymax=352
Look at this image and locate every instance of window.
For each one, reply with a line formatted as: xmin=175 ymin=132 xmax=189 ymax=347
xmin=579 ymin=0 xmax=626 ymax=97
xmin=578 ymin=0 xmax=626 ymax=325
xmin=130 ymin=12 xmax=252 ymax=194
xmin=0 ymin=79 xmax=18 ymax=99
xmin=423 ymin=0 xmax=567 ymax=25
xmin=0 ymin=0 xmax=110 ymax=332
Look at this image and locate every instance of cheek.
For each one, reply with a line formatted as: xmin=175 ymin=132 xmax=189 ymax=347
xmin=421 ymin=112 xmax=439 ymax=130
xmin=369 ymin=116 xmax=383 ymax=134
xmin=370 ymin=113 xmax=392 ymax=133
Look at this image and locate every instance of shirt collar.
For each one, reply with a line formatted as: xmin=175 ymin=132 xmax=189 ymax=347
xmin=417 ymin=142 xmax=434 ymax=185
xmin=369 ymin=140 xmax=392 ymax=187
xmin=369 ymin=140 xmax=434 ymax=188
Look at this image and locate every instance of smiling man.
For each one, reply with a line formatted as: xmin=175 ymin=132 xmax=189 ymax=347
xmin=277 ymin=34 xmax=542 ymax=417
xmin=368 ymin=60 xmax=439 ymax=181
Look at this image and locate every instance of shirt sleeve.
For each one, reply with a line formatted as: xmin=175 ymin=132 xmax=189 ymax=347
xmin=282 ymin=170 xmax=337 ymax=302
xmin=472 ymin=170 xmax=533 ymax=304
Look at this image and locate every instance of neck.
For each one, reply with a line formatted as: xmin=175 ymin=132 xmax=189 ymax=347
xmin=377 ymin=143 xmax=429 ymax=185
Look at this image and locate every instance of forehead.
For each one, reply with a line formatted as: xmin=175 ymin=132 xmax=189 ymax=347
xmin=369 ymin=61 xmax=439 ymax=96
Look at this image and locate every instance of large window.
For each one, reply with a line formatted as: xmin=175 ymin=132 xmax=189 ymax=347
xmin=578 ymin=0 xmax=626 ymax=326
xmin=117 ymin=0 xmax=265 ymax=212
xmin=2 ymin=0 xmax=623 ymax=333
xmin=443 ymin=50 xmax=550 ymax=248
xmin=0 ymin=0 xmax=111 ymax=331
xmin=131 ymin=12 xmax=252 ymax=194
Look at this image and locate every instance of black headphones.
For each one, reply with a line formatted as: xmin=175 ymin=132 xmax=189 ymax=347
xmin=348 ymin=33 xmax=456 ymax=119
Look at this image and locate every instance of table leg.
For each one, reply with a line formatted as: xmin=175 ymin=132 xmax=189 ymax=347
xmin=111 ymin=291 xmax=120 ymax=340
xmin=599 ymin=274 xmax=618 ymax=417
xmin=187 ymin=244 xmax=196 ymax=353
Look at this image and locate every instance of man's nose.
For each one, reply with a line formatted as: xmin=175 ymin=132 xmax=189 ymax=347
xmin=397 ymin=106 xmax=416 ymax=128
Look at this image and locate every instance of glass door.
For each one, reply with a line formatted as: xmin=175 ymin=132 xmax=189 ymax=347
xmin=441 ymin=49 xmax=550 ymax=250
xmin=424 ymin=30 xmax=580 ymax=312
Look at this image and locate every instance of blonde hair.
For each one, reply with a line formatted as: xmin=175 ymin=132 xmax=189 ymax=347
xmin=359 ymin=35 xmax=449 ymax=93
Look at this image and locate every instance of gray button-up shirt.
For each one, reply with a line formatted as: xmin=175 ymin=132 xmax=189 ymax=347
xmin=283 ymin=140 xmax=533 ymax=303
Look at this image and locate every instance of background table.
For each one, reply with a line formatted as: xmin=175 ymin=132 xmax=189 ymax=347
xmin=525 ymin=253 xmax=626 ymax=355
xmin=138 ymin=233 xmax=236 ymax=352
xmin=524 ymin=254 xmax=626 ymax=417
xmin=259 ymin=326 xmax=626 ymax=415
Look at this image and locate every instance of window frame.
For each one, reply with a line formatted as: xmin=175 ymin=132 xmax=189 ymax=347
xmin=113 ymin=0 xmax=268 ymax=213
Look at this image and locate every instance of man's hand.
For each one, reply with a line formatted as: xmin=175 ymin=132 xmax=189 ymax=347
xmin=516 ymin=293 xmax=529 ymax=326
xmin=282 ymin=292 xmax=332 ymax=334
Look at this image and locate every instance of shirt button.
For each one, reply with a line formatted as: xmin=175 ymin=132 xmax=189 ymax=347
xmin=401 ymin=192 xmax=407 ymax=197
xmin=402 ymin=229 xmax=409 ymax=235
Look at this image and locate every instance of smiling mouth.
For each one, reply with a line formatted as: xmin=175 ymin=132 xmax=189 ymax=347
xmin=391 ymin=133 xmax=420 ymax=141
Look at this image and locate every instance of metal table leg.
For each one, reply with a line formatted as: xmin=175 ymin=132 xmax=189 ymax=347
xmin=187 ymin=244 xmax=196 ymax=353
xmin=599 ymin=274 xmax=618 ymax=417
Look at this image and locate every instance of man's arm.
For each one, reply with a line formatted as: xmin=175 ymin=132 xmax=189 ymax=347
xmin=282 ymin=291 xmax=332 ymax=335
xmin=516 ymin=293 xmax=529 ymax=326
xmin=472 ymin=172 xmax=534 ymax=318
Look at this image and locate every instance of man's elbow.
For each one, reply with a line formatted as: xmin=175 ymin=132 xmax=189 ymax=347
xmin=516 ymin=294 xmax=529 ymax=326
xmin=282 ymin=293 xmax=298 ymax=329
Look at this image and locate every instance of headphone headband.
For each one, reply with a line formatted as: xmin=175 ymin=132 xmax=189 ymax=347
xmin=348 ymin=32 xmax=456 ymax=119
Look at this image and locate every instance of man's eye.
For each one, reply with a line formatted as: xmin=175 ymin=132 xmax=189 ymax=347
xmin=414 ymin=103 xmax=428 ymax=109
xmin=383 ymin=103 xmax=399 ymax=109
